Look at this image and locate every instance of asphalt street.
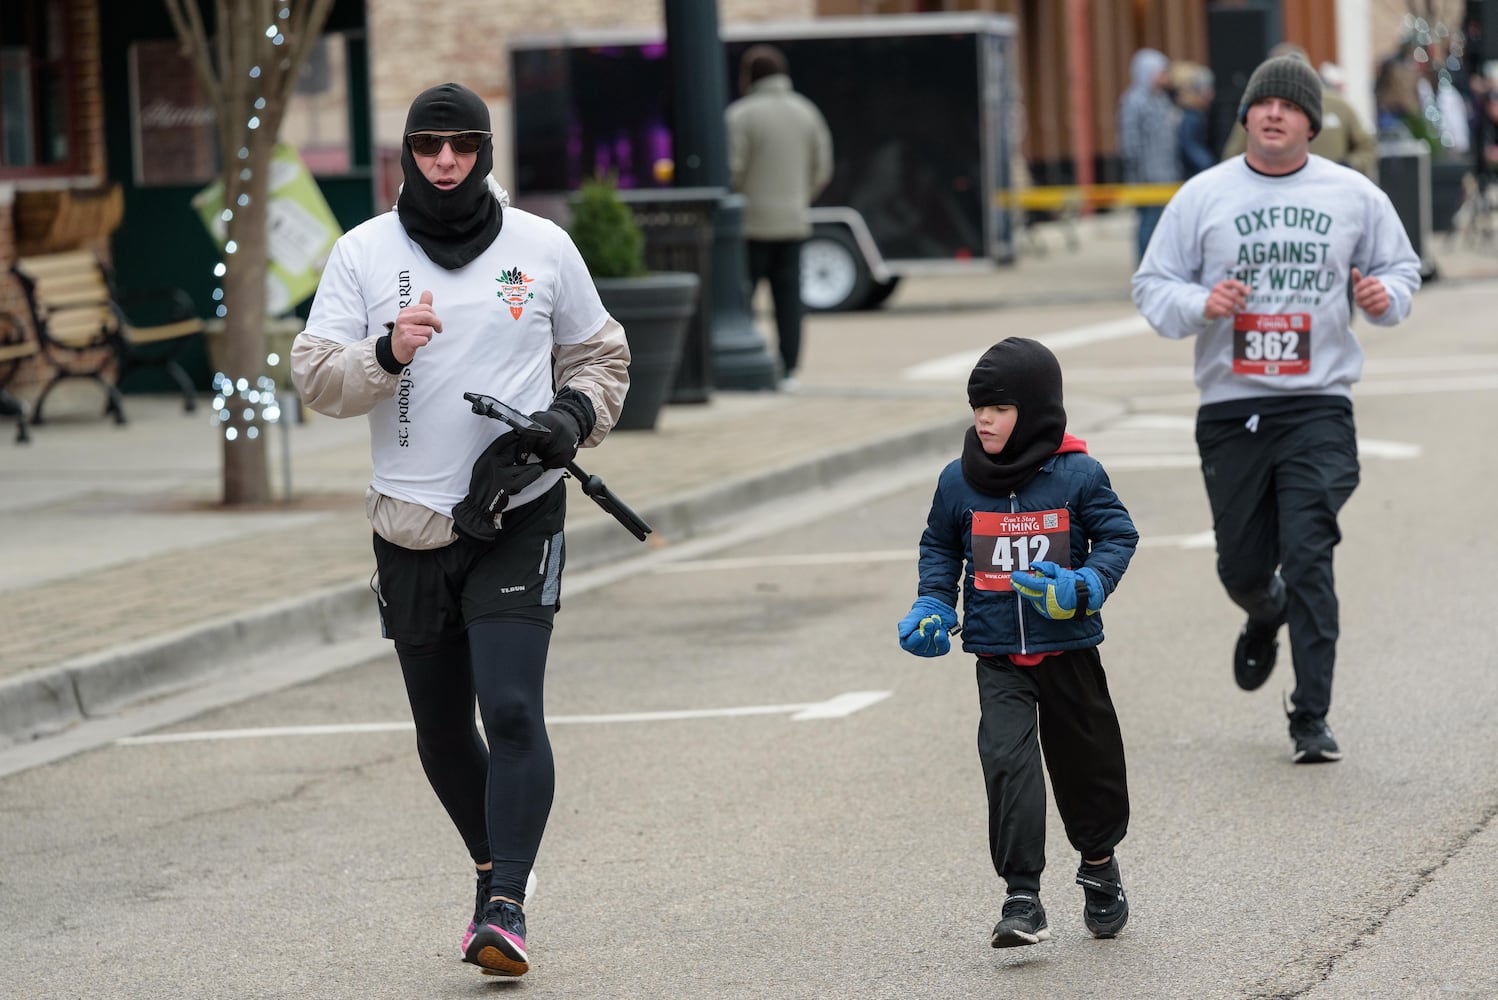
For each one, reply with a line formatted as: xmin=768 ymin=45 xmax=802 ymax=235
xmin=3 ymin=276 xmax=1498 ymax=999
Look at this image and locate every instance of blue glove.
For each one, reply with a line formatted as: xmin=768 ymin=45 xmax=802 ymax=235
xmin=897 ymin=596 xmax=959 ymax=657
xmin=1009 ymin=562 xmax=1104 ymax=620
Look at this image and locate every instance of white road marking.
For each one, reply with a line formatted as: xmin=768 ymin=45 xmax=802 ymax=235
xmin=1086 ymin=436 xmax=1418 ymax=471
xmin=1363 ymin=354 xmax=1498 ymax=374
xmin=1356 ymin=438 xmax=1422 ymax=459
xmin=113 ymin=691 xmax=894 ymax=745
xmin=791 ymin=691 xmax=892 ymax=720
xmin=1354 ymin=374 xmax=1498 ymax=396
xmin=903 ymin=316 xmax=1153 ymax=380
xmin=118 ymin=722 xmax=414 ymax=743
xmin=1138 ymin=530 xmax=1217 ymax=550
xmin=1069 ymin=354 xmax=1498 ymax=386
xmin=1098 ymin=455 xmax=1202 ymax=470
xmin=653 ymin=550 xmax=913 ymax=573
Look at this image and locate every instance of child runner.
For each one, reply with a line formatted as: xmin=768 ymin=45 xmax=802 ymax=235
xmin=897 ymin=337 xmax=1138 ymax=948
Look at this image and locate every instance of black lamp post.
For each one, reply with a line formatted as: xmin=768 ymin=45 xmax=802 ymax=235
xmin=663 ymin=0 xmax=779 ymax=390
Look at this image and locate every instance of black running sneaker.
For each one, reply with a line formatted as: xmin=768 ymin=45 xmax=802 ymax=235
xmin=1075 ymin=857 xmax=1129 ymax=938
xmin=1289 ymin=714 xmax=1343 ymax=764
xmin=1234 ymin=619 xmax=1280 ymax=691
xmin=990 ymin=892 xmax=1050 ymax=948
xmin=463 ymin=897 xmax=529 ymax=977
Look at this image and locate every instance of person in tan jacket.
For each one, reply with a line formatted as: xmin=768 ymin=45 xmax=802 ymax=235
xmin=290 ymin=82 xmax=628 ymax=980
xmin=1220 ymin=44 xmax=1378 ymax=179
xmin=727 ymin=44 xmax=833 ymax=387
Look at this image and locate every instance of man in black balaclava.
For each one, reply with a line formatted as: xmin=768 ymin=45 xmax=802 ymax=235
xmin=293 ymin=81 xmax=632 ymax=981
xmin=397 ymin=81 xmax=503 ymax=270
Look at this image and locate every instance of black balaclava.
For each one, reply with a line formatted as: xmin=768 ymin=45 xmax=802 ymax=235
xmin=961 ymin=337 xmax=1067 ymax=496
xmin=397 ymin=82 xmax=501 ymax=270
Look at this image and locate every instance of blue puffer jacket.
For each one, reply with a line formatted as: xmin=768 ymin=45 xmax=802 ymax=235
xmin=916 ymin=440 xmax=1138 ymax=656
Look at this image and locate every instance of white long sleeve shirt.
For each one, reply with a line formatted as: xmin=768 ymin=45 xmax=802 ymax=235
xmin=1132 ymin=154 xmax=1421 ymax=406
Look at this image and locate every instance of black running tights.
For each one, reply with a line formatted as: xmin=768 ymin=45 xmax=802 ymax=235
xmin=395 ymin=619 xmax=555 ymax=903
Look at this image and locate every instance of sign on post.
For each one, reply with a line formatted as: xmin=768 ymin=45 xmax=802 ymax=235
xmin=192 ymin=143 xmax=343 ymax=315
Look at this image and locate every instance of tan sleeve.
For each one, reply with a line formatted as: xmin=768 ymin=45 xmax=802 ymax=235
xmin=290 ymin=332 xmax=400 ymax=418
xmin=554 ymin=315 xmax=630 ymax=447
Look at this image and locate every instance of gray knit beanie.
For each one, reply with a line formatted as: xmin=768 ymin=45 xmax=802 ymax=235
xmin=1237 ymin=55 xmax=1323 ymax=136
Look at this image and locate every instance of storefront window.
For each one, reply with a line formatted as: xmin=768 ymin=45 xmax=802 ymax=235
xmin=0 ymin=0 xmax=72 ymax=173
xmin=129 ymin=31 xmax=355 ymax=187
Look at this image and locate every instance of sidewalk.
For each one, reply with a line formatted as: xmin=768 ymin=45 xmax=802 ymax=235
xmin=3 ymin=212 xmax=1494 ymax=746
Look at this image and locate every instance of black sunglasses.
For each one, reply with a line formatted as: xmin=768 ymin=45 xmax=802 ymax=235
xmin=407 ymin=131 xmax=490 ymax=156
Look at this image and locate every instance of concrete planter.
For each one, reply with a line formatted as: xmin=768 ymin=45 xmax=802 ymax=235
xmin=597 ymin=272 xmax=700 ymax=431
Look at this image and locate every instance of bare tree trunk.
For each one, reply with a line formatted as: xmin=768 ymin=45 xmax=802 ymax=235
xmin=161 ymin=0 xmax=336 ymax=506
xmin=218 ymin=123 xmax=274 ymax=504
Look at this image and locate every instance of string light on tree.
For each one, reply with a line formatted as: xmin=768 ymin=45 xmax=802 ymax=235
xmin=211 ymin=371 xmax=283 ymax=442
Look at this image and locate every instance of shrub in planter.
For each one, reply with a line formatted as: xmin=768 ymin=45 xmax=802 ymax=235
xmin=568 ymin=175 xmax=698 ymax=431
xmin=569 ymin=175 xmax=646 ymax=279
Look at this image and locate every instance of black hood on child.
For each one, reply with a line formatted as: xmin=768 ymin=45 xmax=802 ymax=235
xmin=397 ymin=82 xmax=502 ymax=270
xmin=961 ymin=337 xmax=1067 ymax=496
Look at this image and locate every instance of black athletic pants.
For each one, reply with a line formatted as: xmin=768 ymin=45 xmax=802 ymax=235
xmin=975 ymin=647 xmax=1130 ymax=894
xmin=747 ymin=238 xmax=805 ymax=377
xmin=395 ymin=620 xmax=554 ymax=903
xmin=1196 ymin=404 xmax=1360 ymax=719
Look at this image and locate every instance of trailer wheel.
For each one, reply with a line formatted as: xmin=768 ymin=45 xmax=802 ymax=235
xmin=801 ymin=228 xmax=872 ymax=312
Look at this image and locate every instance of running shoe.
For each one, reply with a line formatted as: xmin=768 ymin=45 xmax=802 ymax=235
xmin=1289 ymin=714 xmax=1343 ymax=764
xmin=1075 ymin=857 xmax=1129 ymax=938
xmin=1234 ymin=618 xmax=1280 ymax=691
xmin=463 ymin=897 xmax=529 ymax=977
xmin=990 ymin=892 xmax=1050 ymax=948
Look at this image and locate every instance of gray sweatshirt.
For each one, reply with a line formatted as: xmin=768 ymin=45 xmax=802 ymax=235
xmin=1132 ymin=154 xmax=1421 ymax=405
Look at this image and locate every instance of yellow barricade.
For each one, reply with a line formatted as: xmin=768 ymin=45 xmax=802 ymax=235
xmin=997 ymin=183 xmax=1183 ymax=212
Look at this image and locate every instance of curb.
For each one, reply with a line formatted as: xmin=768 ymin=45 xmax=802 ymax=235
xmin=0 ymin=413 xmax=973 ymax=747
xmin=0 ymin=582 xmax=379 ymax=748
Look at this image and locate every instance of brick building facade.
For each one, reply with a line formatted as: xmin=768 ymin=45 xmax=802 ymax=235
xmin=1 ymin=0 xmax=109 ymax=394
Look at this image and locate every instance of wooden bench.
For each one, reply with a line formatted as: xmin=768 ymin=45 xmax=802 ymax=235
xmin=0 ymin=311 xmax=39 ymax=443
xmin=10 ymin=250 xmax=203 ymax=426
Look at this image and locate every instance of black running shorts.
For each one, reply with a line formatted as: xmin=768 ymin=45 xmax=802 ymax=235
xmin=372 ymin=480 xmax=566 ymax=645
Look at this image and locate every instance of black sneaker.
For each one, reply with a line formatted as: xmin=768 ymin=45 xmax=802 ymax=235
xmin=1075 ymin=857 xmax=1129 ymax=938
xmin=463 ymin=897 xmax=529 ymax=977
xmin=1289 ymin=714 xmax=1343 ymax=764
xmin=1234 ymin=619 xmax=1280 ymax=691
xmin=990 ymin=892 xmax=1050 ymax=948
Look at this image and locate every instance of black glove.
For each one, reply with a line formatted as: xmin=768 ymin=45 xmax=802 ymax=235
xmin=451 ymin=435 xmax=545 ymax=542
xmin=520 ymin=387 xmax=596 ymax=470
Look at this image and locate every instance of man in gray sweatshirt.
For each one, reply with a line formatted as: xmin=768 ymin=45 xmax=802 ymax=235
xmin=1131 ymin=55 xmax=1421 ymax=765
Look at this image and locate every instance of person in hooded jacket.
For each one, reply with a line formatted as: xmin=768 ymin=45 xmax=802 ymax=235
xmin=291 ymin=82 xmax=630 ymax=979
xmin=1118 ymin=48 xmax=1182 ymax=262
xmin=896 ymin=338 xmax=1138 ymax=951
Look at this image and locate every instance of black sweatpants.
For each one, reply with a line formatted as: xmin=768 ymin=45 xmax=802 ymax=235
xmin=975 ymin=647 xmax=1130 ymax=894
xmin=1196 ymin=403 xmax=1360 ymax=719
xmin=747 ymin=238 xmax=805 ymax=377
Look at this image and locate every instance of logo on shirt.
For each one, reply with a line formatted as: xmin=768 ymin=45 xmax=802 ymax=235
xmin=496 ymin=267 xmax=534 ymax=320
